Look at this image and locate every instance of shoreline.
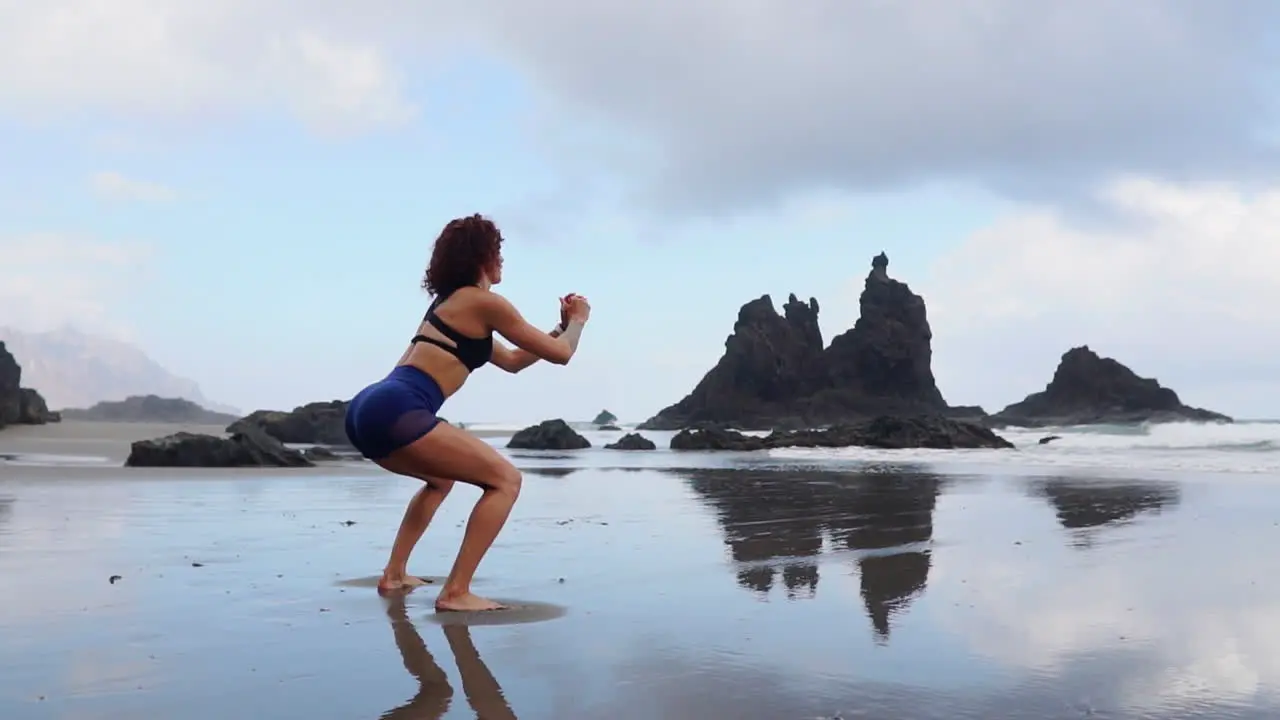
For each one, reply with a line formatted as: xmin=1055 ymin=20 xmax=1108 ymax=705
xmin=0 ymin=419 xmax=516 ymax=468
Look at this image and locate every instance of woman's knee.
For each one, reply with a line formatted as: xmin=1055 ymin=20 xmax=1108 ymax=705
xmin=489 ymin=463 xmax=522 ymax=496
xmin=424 ymin=476 xmax=455 ymax=494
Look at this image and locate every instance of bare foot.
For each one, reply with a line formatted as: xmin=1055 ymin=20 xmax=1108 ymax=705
xmin=377 ymin=573 xmax=430 ymax=594
xmin=434 ymin=591 xmax=507 ymax=612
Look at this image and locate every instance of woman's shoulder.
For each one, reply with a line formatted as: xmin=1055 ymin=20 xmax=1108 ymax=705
xmin=454 ymin=286 xmax=508 ymax=302
xmin=448 ymin=286 xmax=510 ymax=314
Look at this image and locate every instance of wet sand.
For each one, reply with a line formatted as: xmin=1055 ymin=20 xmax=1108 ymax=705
xmin=0 ymin=420 xmax=515 ymax=468
xmin=3 ymin=456 xmax=1280 ymax=718
xmin=0 ymin=420 xmax=233 ymax=465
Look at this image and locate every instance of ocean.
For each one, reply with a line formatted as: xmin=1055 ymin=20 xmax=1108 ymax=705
xmin=469 ymin=419 xmax=1280 ymax=477
xmin=3 ymin=418 xmax=1280 ymax=719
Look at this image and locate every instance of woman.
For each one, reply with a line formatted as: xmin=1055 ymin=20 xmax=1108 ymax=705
xmin=344 ymin=213 xmax=591 ymax=611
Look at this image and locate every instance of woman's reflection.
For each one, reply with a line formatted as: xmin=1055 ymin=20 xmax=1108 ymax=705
xmin=381 ymin=594 xmax=517 ymax=720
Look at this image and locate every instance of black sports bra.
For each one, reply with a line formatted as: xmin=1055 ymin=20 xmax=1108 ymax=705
xmin=411 ymin=293 xmax=494 ymax=370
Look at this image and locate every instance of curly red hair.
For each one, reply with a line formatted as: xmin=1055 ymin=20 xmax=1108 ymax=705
xmin=422 ymin=213 xmax=504 ymax=297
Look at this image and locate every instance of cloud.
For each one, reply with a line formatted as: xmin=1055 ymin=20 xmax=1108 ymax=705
xmin=0 ymin=233 xmax=152 ymax=338
xmin=462 ymin=0 xmax=1280 ymax=213
xmin=0 ymin=0 xmax=418 ymax=134
xmin=934 ymin=518 xmax=1280 ymax=713
xmin=3 ymin=2 xmax=1276 ymax=208
xmin=921 ymin=177 xmax=1280 ymax=416
xmin=90 ymin=171 xmax=176 ymax=202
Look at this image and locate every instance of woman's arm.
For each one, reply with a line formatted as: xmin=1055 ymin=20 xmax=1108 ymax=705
xmin=490 ymin=325 xmax=564 ymax=374
xmin=481 ymin=294 xmax=583 ymax=366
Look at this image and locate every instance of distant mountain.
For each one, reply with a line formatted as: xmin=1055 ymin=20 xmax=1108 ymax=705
xmin=60 ymin=395 xmax=239 ymax=425
xmin=0 ymin=327 xmax=238 ymax=414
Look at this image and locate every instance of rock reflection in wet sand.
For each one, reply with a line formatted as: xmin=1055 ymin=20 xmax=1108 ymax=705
xmin=0 ymin=466 xmax=1277 ymax=719
xmin=684 ymin=469 xmax=940 ymax=640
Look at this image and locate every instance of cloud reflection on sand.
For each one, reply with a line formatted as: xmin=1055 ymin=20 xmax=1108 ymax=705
xmin=2 ymin=456 xmax=1279 ymax=718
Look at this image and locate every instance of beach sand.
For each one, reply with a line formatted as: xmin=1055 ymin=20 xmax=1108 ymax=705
xmin=0 ymin=419 xmax=232 ymax=464
xmin=2 ymin=423 xmax=1279 ymax=718
xmin=0 ymin=419 xmax=513 ymax=469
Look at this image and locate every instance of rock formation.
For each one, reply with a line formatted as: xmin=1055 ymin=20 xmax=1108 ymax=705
xmin=669 ymin=416 xmax=1014 ymax=451
xmin=61 ymin=395 xmax=239 ymax=425
xmin=604 ymin=432 xmax=656 ymax=450
xmin=507 ymin=419 xmax=591 ymax=450
xmin=227 ymin=400 xmax=353 ymax=446
xmin=592 ymin=409 xmax=618 ymax=425
xmin=125 ymin=428 xmax=314 ymax=468
xmin=639 ymin=253 xmax=981 ymax=430
xmin=988 ymin=346 xmax=1232 ymax=427
xmin=0 ymin=342 xmax=60 ymax=429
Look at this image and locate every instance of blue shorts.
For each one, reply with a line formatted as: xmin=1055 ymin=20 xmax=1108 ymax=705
xmin=344 ymin=365 xmax=447 ymax=461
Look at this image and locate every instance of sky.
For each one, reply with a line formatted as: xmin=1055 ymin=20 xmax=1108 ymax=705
xmin=2 ymin=0 xmax=1279 ymax=423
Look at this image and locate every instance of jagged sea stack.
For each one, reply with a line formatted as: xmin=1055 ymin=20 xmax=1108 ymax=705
xmin=640 ymin=253 xmax=979 ymax=430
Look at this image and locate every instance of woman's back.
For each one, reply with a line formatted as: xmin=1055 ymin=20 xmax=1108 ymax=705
xmin=398 ymin=288 xmax=493 ymax=397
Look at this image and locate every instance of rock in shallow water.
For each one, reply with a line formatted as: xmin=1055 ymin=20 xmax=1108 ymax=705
xmin=988 ymin=345 xmax=1232 ymax=427
xmin=670 ymin=415 xmax=1014 ymax=451
xmin=0 ymin=342 xmax=59 ymax=429
xmin=125 ymin=428 xmax=314 ymax=467
xmin=226 ymin=400 xmax=352 ymax=446
xmin=506 ymin=419 xmax=591 ymax=450
xmin=604 ymin=432 xmax=656 ymax=451
xmin=18 ymin=388 xmax=59 ymax=424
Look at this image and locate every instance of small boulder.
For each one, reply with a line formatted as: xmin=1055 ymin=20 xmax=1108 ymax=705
xmin=303 ymin=446 xmax=341 ymax=461
xmin=670 ymin=415 xmax=1013 ymax=451
xmin=671 ymin=427 xmax=766 ymax=451
xmin=125 ymin=427 xmax=314 ymax=467
xmin=604 ymin=433 xmax=656 ymax=451
xmin=227 ymin=400 xmax=352 ymax=446
xmin=507 ymin=419 xmax=591 ymax=450
xmin=1038 ymin=435 xmax=1062 ymax=445
xmin=592 ymin=409 xmax=618 ymax=425
xmin=598 ymin=424 xmax=622 ymax=431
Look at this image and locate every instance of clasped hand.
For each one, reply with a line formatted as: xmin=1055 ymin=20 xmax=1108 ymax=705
xmin=559 ymin=293 xmax=591 ymax=326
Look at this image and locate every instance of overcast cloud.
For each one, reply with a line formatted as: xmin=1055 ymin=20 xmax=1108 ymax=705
xmin=4 ymin=1 xmax=1277 ymax=210
xmin=462 ymin=0 xmax=1280 ymax=212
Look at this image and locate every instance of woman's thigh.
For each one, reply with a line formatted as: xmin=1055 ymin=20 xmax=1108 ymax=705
xmin=380 ymin=421 xmax=520 ymax=492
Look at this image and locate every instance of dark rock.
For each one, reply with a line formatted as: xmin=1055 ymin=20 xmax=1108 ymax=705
xmin=672 ymin=426 xmax=767 ymax=451
xmin=227 ymin=400 xmax=352 ymax=446
xmin=670 ymin=415 xmax=1014 ymax=451
xmin=592 ymin=409 xmax=618 ymax=425
xmin=0 ymin=342 xmax=59 ymax=429
xmin=599 ymin=424 xmax=622 ymax=431
xmin=0 ymin=344 xmax=18 ymax=426
xmin=302 ymin=446 xmax=341 ymax=461
xmin=604 ymin=432 xmax=656 ymax=451
xmin=523 ymin=467 xmax=579 ymax=478
xmin=507 ymin=419 xmax=591 ymax=450
xmin=125 ymin=427 xmax=314 ymax=467
xmin=61 ymin=395 xmax=237 ymax=424
xmin=989 ymin=346 xmax=1233 ymax=427
xmin=640 ymin=254 xmax=970 ymax=431
xmin=943 ymin=404 xmax=988 ymax=420
xmin=1038 ymin=435 xmax=1062 ymax=445
xmin=640 ymin=293 xmax=828 ymax=430
xmin=18 ymin=388 xmax=59 ymax=424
